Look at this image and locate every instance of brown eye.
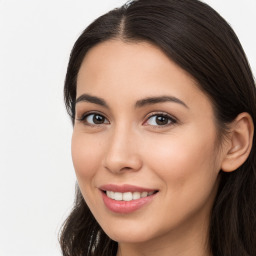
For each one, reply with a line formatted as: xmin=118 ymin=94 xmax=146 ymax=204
xmin=146 ymin=114 xmax=176 ymax=126
xmin=81 ymin=113 xmax=109 ymax=125
xmin=92 ymin=114 xmax=105 ymax=124
xmin=155 ymin=115 xmax=169 ymax=125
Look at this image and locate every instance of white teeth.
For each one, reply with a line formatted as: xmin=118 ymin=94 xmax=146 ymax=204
xmin=110 ymin=191 xmax=115 ymax=199
xmin=106 ymin=191 xmax=155 ymax=201
xmin=141 ymin=192 xmax=148 ymax=198
xmin=132 ymin=192 xmax=141 ymax=200
xmin=106 ymin=191 xmax=115 ymax=199
xmin=114 ymin=192 xmax=123 ymax=201
xmin=123 ymin=192 xmax=133 ymax=201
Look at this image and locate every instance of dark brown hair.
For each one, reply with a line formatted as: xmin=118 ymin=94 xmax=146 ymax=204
xmin=60 ymin=0 xmax=256 ymax=255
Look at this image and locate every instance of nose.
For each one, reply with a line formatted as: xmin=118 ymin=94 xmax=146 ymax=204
xmin=103 ymin=126 xmax=142 ymax=174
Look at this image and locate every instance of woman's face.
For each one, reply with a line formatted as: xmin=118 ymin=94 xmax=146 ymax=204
xmin=72 ymin=40 xmax=224 ymax=245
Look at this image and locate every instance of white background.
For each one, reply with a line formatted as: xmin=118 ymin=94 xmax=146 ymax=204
xmin=0 ymin=1 xmax=255 ymax=255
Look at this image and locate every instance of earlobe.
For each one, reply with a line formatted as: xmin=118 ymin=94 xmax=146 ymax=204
xmin=221 ymin=112 xmax=254 ymax=172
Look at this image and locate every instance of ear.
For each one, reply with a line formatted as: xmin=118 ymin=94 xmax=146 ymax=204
xmin=221 ymin=112 xmax=254 ymax=172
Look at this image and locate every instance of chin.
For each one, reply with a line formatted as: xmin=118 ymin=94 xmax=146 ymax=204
xmin=107 ymin=230 xmax=152 ymax=244
xmin=98 ymin=218 xmax=160 ymax=244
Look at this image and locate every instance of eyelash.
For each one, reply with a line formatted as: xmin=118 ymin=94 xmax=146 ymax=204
xmin=76 ymin=111 xmax=177 ymax=128
xmin=76 ymin=112 xmax=110 ymax=127
xmin=144 ymin=112 xmax=177 ymax=127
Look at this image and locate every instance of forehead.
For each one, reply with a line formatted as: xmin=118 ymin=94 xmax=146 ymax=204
xmin=77 ymin=40 xmax=193 ymax=81
xmin=76 ymin=39 xmax=212 ymax=113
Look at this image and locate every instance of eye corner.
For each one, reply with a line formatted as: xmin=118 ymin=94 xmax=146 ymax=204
xmin=143 ymin=112 xmax=178 ymax=128
xmin=76 ymin=112 xmax=110 ymax=126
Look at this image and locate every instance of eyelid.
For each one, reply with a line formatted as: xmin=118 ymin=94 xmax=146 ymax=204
xmin=75 ymin=110 xmax=178 ymax=128
xmin=76 ymin=111 xmax=110 ymax=126
xmin=143 ymin=111 xmax=178 ymax=127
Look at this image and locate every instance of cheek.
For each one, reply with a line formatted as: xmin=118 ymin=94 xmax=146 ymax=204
xmin=144 ymin=130 xmax=219 ymax=198
xmin=71 ymin=132 xmax=103 ymax=185
xmin=142 ymin=133 xmax=220 ymax=232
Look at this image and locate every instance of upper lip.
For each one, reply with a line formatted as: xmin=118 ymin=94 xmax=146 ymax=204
xmin=99 ymin=184 xmax=158 ymax=193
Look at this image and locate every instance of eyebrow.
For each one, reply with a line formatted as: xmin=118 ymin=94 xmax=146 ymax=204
xmin=76 ymin=94 xmax=109 ymax=108
xmin=75 ymin=93 xmax=188 ymax=109
xmin=135 ymin=96 xmax=189 ymax=109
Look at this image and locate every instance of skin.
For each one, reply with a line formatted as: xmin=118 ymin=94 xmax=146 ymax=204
xmin=72 ymin=40 xmax=229 ymax=256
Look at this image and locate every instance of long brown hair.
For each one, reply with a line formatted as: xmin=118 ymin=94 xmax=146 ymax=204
xmin=60 ymin=0 xmax=256 ymax=255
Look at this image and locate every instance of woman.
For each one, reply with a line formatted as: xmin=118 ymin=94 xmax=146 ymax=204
xmin=60 ymin=0 xmax=256 ymax=255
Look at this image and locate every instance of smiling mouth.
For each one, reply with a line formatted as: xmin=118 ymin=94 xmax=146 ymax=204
xmin=103 ymin=190 xmax=158 ymax=201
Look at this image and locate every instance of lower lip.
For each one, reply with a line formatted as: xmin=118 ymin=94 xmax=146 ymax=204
xmin=101 ymin=191 xmax=156 ymax=214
